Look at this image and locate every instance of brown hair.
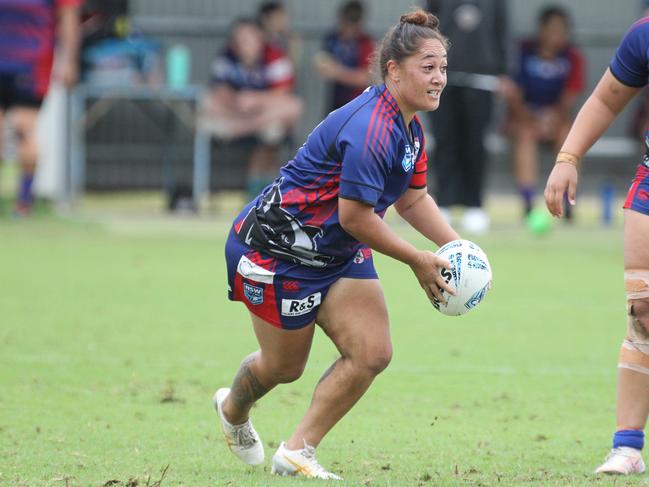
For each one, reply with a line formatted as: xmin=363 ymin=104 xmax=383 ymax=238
xmin=374 ymin=8 xmax=448 ymax=80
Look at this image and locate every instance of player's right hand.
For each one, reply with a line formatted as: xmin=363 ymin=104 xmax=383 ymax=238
xmin=544 ymin=163 xmax=578 ymax=218
xmin=410 ymin=250 xmax=455 ymax=305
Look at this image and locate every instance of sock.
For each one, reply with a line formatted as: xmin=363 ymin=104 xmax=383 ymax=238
xmin=18 ymin=172 xmax=34 ymax=207
xmin=519 ymin=185 xmax=534 ymax=216
xmin=613 ymin=429 xmax=644 ymax=450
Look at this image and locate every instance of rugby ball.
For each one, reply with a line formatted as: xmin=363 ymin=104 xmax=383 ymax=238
xmin=432 ymin=239 xmax=492 ymax=316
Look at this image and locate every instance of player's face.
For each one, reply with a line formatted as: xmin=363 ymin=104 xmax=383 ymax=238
xmin=267 ymin=9 xmax=289 ymax=34
xmin=539 ymin=16 xmax=569 ymax=52
xmin=232 ymin=24 xmax=264 ymax=66
xmin=397 ymin=38 xmax=447 ymax=113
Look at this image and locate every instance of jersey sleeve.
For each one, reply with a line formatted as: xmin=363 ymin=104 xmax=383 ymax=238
xmin=358 ymin=35 xmax=375 ymax=69
xmin=210 ymin=55 xmax=233 ymax=88
xmin=57 ymin=0 xmax=83 ymax=8
xmin=322 ymin=32 xmax=336 ymax=56
xmin=513 ymin=40 xmax=532 ymax=88
xmin=264 ymin=45 xmax=295 ymax=90
xmin=338 ymin=114 xmax=393 ymax=206
xmin=565 ymin=47 xmax=585 ymax=94
xmin=610 ymin=18 xmax=649 ymax=88
xmin=409 ymin=133 xmax=427 ymax=189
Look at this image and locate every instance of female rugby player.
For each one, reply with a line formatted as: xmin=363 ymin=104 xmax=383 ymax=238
xmin=545 ymin=15 xmax=649 ymax=476
xmin=215 ymin=8 xmax=460 ymax=479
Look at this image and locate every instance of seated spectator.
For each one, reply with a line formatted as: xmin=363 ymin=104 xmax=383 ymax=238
xmin=503 ymin=6 xmax=585 ymax=217
xmin=202 ymin=17 xmax=302 ymax=199
xmin=257 ymin=2 xmax=305 ymax=108
xmin=314 ymin=0 xmax=374 ymax=113
xmin=258 ymin=1 xmax=289 ymax=53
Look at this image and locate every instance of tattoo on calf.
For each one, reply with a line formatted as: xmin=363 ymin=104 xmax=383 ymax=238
xmin=317 ymin=359 xmax=339 ymax=385
xmin=230 ymin=354 xmax=269 ymax=411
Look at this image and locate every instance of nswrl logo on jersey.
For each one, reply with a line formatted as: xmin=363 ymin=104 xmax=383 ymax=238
xmin=243 ymin=282 xmax=264 ymax=305
xmin=401 ymin=137 xmax=420 ymax=173
xmin=402 ymin=145 xmax=415 ymax=172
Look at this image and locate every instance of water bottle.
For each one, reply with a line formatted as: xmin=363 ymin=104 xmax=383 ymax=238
xmin=166 ymin=44 xmax=190 ymax=89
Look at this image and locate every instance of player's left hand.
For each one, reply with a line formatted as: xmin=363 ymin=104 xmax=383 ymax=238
xmin=544 ymin=162 xmax=578 ymax=218
xmin=410 ymin=250 xmax=456 ymax=304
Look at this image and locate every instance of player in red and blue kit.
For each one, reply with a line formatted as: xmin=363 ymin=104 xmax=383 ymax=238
xmin=545 ymin=16 xmax=649 ymax=476
xmin=506 ymin=6 xmax=585 ymax=217
xmin=213 ymin=9 xmax=461 ymax=479
xmin=0 ymin=0 xmax=81 ymax=215
xmin=227 ymin=83 xmax=428 ymax=328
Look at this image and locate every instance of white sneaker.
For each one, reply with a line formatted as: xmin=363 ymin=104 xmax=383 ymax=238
xmin=271 ymin=441 xmax=342 ymax=480
xmin=461 ymin=207 xmax=490 ymax=234
xmin=595 ymin=447 xmax=645 ymax=475
xmin=213 ymin=388 xmax=265 ymax=466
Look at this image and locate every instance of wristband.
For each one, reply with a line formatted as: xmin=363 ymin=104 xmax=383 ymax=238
xmin=555 ymin=151 xmax=580 ymax=169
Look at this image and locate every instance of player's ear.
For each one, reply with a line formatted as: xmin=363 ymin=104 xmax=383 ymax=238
xmin=386 ymin=59 xmax=400 ymax=83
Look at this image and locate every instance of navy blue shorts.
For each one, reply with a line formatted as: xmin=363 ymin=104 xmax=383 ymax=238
xmin=225 ymin=230 xmax=378 ymax=329
xmin=0 ymin=72 xmax=43 ymax=111
xmin=624 ymin=164 xmax=649 ymax=215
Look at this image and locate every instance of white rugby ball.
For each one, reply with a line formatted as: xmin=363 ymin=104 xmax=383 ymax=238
xmin=432 ymin=239 xmax=492 ymax=316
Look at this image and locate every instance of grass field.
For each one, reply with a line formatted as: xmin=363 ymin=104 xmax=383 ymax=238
xmin=0 ymin=198 xmax=646 ymax=486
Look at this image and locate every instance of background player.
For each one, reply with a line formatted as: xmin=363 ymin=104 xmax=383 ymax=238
xmin=545 ymin=15 xmax=649 ymax=476
xmin=213 ymin=8 xmax=461 ymax=479
xmin=506 ymin=5 xmax=584 ymax=218
xmin=0 ymin=0 xmax=82 ymax=216
xmin=314 ymin=0 xmax=375 ymax=113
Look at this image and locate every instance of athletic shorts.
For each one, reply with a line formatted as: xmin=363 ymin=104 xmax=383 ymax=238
xmin=0 ymin=72 xmax=43 ymax=111
xmin=624 ymin=164 xmax=649 ymax=215
xmin=225 ymin=229 xmax=378 ymax=330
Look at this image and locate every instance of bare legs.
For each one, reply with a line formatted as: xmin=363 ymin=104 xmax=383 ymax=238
xmin=12 ymin=107 xmax=39 ymax=173
xmin=10 ymin=107 xmax=39 ymax=212
xmin=221 ymin=312 xmax=315 ymax=425
xmin=510 ymin=108 xmax=572 ymax=215
xmin=286 ymin=278 xmax=391 ymax=449
xmin=617 ymin=209 xmax=649 ymax=431
xmin=202 ymin=91 xmax=302 ymax=141
xmin=222 ymin=278 xmax=392 ymax=451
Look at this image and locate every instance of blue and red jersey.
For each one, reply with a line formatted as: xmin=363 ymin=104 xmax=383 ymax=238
xmin=610 ymin=17 xmax=649 ymax=161
xmin=0 ymin=0 xmax=81 ymax=97
xmin=322 ymin=30 xmax=374 ymax=110
xmin=514 ymin=39 xmax=585 ymax=109
xmin=232 ymin=84 xmax=427 ymax=271
xmin=610 ymin=17 xmax=649 ymax=88
xmin=210 ymin=43 xmax=294 ymax=92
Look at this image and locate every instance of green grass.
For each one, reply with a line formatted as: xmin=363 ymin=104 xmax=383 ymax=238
xmin=0 ymin=204 xmax=645 ymax=486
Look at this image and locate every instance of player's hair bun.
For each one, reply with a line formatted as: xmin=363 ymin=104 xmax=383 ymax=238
xmin=399 ymin=9 xmax=439 ymax=30
xmin=374 ymin=8 xmax=447 ymax=80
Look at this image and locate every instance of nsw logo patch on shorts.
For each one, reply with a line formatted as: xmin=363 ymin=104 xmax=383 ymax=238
xmin=353 ymin=248 xmax=372 ymax=264
xmin=243 ymin=282 xmax=264 ymax=305
xmin=281 ymin=292 xmax=321 ymax=316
